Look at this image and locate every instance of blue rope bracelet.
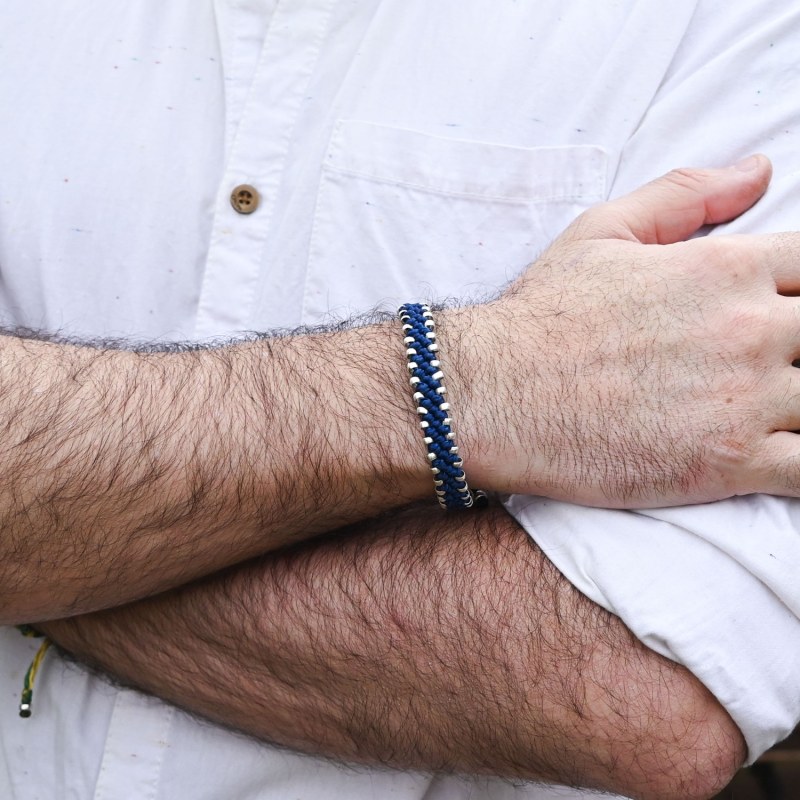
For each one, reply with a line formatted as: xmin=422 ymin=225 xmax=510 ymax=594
xmin=398 ymin=303 xmax=484 ymax=510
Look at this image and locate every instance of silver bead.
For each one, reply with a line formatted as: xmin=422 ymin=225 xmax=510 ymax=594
xmin=416 ymin=406 xmax=428 ymax=415
xmin=432 ymin=370 xmax=444 ymax=381
xmin=429 ymin=343 xmax=439 ymax=352
xmin=413 ymin=392 xmax=424 ymax=401
xmin=439 ymin=402 xmax=450 ymax=411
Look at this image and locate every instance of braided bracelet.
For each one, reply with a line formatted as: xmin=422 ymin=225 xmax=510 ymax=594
xmin=398 ymin=303 xmax=484 ymax=510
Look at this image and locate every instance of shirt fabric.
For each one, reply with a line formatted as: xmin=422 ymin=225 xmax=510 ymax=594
xmin=0 ymin=0 xmax=799 ymax=797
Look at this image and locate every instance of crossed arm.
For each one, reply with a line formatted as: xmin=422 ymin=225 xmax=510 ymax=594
xmin=41 ymin=503 xmax=744 ymax=800
xmin=2 ymin=158 xmax=799 ymax=624
xmin=11 ymin=162 xmax=797 ymax=799
xmin=0 ymin=322 xmax=438 ymax=622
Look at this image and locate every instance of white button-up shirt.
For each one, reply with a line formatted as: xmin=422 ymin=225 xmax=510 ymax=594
xmin=1 ymin=0 xmax=800 ymax=797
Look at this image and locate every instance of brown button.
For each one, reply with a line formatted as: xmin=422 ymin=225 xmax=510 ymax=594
xmin=230 ymin=184 xmax=260 ymax=214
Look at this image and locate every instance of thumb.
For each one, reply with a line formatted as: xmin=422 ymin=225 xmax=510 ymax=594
xmin=573 ymin=155 xmax=772 ymax=245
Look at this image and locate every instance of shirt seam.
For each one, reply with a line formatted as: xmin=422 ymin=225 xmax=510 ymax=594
xmin=322 ymin=164 xmax=605 ymax=204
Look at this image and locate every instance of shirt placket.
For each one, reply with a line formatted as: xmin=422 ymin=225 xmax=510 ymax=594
xmin=195 ymin=0 xmax=336 ymax=340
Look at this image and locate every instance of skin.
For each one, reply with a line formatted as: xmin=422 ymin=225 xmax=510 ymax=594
xmin=41 ymin=504 xmax=745 ymax=800
xmin=0 ymin=323 xmax=432 ymax=621
xmin=11 ymin=160 xmax=793 ymax=797
xmin=455 ymin=156 xmax=800 ymax=506
xmin=3 ymin=156 xmax=800 ymax=626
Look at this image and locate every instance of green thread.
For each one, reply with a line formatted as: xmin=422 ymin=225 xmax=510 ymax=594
xmin=16 ymin=626 xmax=50 ymax=718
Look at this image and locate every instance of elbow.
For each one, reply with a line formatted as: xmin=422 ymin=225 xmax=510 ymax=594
xmin=639 ymin=721 xmax=743 ymax=800
xmin=608 ymin=683 xmax=745 ymax=800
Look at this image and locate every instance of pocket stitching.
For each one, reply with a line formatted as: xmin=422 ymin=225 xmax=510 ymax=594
xmin=324 ymin=163 xmax=605 ymax=204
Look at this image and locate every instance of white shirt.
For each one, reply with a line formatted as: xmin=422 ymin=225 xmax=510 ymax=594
xmin=1 ymin=0 xmax=799 ymax=797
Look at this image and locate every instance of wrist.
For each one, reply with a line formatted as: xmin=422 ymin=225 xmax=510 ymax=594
xmin=436 ymin=301 xmax=553 ymax=496
xmin=327 ymin=322 xmax=434 ymax=506
xmin=397 ymin=303 xmax=487 ymax=509
xmin=429 ymin=305 xmax=497 ymax=490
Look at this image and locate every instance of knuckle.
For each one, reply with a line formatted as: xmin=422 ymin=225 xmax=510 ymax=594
xmin=694 ymin=236 xmax=764 ymax=286
xmin=701 ymin=408 xmax=764 ymax=487
xmin=719 ymin=305 xmax=772 ymax=348
xmin=767 ymin=230 xmax=800 ymax=257
xmin=707 ymin=434 xmax=753 ymax=481
xmin=662 ymin=166 xmax=708 ymax=193
xmin=763 ymin=442 xmax=800 ymax=495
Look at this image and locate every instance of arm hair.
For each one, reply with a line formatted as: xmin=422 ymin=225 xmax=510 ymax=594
xmin=43 ymin=504 xmax=744 ymax=800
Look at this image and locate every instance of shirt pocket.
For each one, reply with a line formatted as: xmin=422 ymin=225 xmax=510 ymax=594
xmin=301 ymin=119 xmax=607 ymax=323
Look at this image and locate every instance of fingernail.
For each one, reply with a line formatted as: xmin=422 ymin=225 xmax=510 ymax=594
xmin=732 ymin=154 xmax=761 ymax=172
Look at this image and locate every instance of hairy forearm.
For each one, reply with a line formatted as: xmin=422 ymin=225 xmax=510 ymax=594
xmin=6 ymin=161 xmax=800 ymax=623
xmin=0 ymin=325 xmax=431 ymax=622
xmin=42 ymin=505 xmax=743 ymax=800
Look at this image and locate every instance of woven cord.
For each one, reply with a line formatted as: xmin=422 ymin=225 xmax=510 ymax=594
xmin=398 ymin=303 xmax=483 ymax=510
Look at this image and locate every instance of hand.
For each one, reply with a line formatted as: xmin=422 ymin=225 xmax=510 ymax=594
xmin=449 ymin=155 xmax=800 ymax=506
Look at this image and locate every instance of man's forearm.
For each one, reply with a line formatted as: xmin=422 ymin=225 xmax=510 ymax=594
xmin=0 ymin=325 xmax=431 ymax=622
xmin=6 ymin=160 xmax=800 ymax=623
xmin=43 ymin=505 xmax=744 ymax=800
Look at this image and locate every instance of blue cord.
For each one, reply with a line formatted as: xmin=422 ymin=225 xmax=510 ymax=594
xmin=398 ymin=303 xmax=482 ymax=510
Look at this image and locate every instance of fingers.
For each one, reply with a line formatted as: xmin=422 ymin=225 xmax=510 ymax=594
xmin=717 ymin=233 xmax=800 ymax=294
xmin=747 ymin=232 xmax=800 ymax=294
xmin=766 ymin=367 xmax=800 ymax=425
xmin=778 ymin=302 xmax=800 ymax=364
xmin=757 ymin=431 xmax=800 ymax=497
xmin=717 ymin=300 xmax=800 ymax=373
xmin=572 ymin=155 xmax=772 ymax=245
xmin=739 ymin=375 xmax=800 ymax=496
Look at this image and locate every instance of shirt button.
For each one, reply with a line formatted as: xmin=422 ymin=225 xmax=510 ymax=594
xmin=230 ymin=184 xmax=260 ymax=214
